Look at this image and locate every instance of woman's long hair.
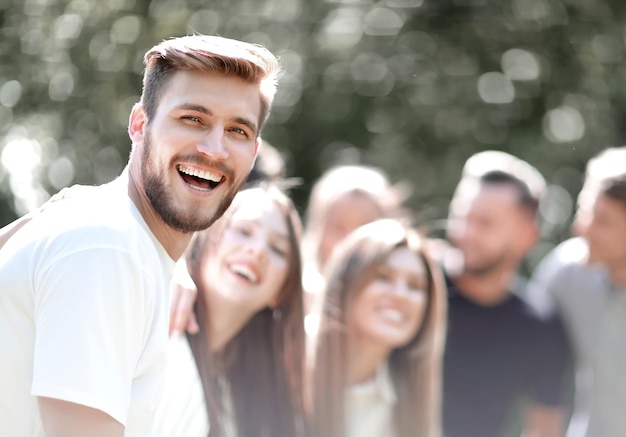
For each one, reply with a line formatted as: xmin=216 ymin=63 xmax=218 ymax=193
xmin=186 ymin=186 xmax=306 ymax=437
xmin=310 ymin=219 xmax=446 ymax=437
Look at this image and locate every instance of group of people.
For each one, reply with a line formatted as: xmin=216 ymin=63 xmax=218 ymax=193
xmin=0 ymin=33 xmax=624 ymax=437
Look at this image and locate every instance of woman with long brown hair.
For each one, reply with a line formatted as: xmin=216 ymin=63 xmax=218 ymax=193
xmin=309 ymin=218 xmax=446 ymax=437
xmin=154 ymin=184 xmax=306 ymax=437
xmin=301 ymin=165 xmax=408 ymax=314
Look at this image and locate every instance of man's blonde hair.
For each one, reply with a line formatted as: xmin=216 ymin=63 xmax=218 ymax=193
xmin=141 ymin=34 xmax=282 ymax=131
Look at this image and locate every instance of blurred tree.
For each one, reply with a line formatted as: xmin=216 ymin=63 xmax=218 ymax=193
xmin=1 ymin=0 xmax=625 ymax=260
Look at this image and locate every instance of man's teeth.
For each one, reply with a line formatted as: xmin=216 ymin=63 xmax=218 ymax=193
xmin=230 ymin=264 xmax=259 ymax=283
xmin=178 ymin=165 xmax=222 ymax=183
xmin=378 ymin=308 xmax=406 ymax=323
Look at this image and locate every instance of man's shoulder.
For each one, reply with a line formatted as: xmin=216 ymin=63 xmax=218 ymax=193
xmin=524 ymin=238 xmax=596 ymax=316
xmin=28 ymin=185 xmax=157 ymax=261
xmin=536 ymin=238 xmax=589 ymax=279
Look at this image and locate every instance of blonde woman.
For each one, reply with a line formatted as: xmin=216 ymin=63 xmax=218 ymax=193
xmin=309 ymin=219 xmax=446 ymax=437
xmin=155 ymin=185 xmax=306 ymax=437
xmin=302 ymin=165 xmax=407 ymax=330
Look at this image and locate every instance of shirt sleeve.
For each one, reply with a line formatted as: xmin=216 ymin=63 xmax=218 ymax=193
xmin=31 ymin=246 xmax=153 ymax=426
xmin=530 ymin=313 xmax=575 ymax=408
xmin=525 ymin=251 xmax=563 ymax=317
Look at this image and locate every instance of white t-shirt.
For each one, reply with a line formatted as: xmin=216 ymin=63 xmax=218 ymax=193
xmin=0 ymin=176 xmax=175 ymax=436
xmin=152 ymin=336 xmax=209 ymax=437
xmin=345 ymin=362 xmax=397 ymax=437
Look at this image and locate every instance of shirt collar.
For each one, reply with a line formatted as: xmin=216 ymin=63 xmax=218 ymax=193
xmin=346 ymin=361 xmax=397 ymax=405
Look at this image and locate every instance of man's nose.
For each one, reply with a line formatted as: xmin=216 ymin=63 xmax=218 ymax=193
xmin=197 ymin=127 xmax=229 ymax=161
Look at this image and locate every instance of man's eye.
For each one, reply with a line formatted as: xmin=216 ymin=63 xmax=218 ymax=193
xmin=183 ymin=115 xmax=201 ymax=123
xmin=229 ymin=127 xmax=248 ymax=137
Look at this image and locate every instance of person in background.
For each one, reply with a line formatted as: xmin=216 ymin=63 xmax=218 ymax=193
xmin=245 ymin=139 xmax=287 ymax=184
xmin=0 ymin=34 xmax=280 ymax=436
xmin=525 ymin=147 xmax=626 ymax=437
xmin=301 ymin=165 xmax=407 ymax=331
xmin=581 ymin=173 xmax=626 ymax=437
xmin=527 ymin=147 xmax=626 ymax=317
xmin=528 ymin=167 xmax=626 ymax=437
xmin=443 ymin=151 xmax=572 ymax=437
xmin=154 ymin=185 xmax=306 ymax=437
xmin=308 ymin=219 xmax=447 ymax=437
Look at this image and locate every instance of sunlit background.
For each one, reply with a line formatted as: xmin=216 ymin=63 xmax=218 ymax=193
xmin=1 ymin=0 xmax=625 ymax=270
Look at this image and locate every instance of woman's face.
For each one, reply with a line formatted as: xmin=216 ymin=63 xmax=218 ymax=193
xmin=347 ymin=247 xmax=428 ymax=350
xmin=202 ymin=194 xmax=292 ymax=312
xmin=318 ymin=192 xmax=382 ymax=269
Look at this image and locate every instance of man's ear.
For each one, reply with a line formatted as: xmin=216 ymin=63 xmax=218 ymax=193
xmin=518 ymin=220 xmax=539 ymax=257
xmin=254 ymin=137 xmax=262 ymax=156
xmin=128 ymin=103 xmax=147 ymax=145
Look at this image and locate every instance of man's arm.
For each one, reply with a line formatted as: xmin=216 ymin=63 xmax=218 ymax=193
xmin=523 ymin=404 xmax=566 ymax=437
xmin=33 ymin=247 xmax=151 ymax=434
xmin=523 ymin=312 xmax=574 ymax=437
xmin=168 ymin=258 xmax=199 ymax=337
xmin=38 ymin=398 xmax=124 ymax=437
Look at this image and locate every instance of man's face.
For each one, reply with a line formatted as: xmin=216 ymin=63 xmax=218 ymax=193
xmin=584 ymin=194 xmax=626 ymax=268
xmin=448 ymin=184 xmax=533 ymax=276
xmin=135 ymin=70 xmax=261 ymax=233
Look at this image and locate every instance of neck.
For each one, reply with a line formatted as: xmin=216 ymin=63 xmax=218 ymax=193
xmin=607 ymin=261 xmax=626 ymax=287
xmin=207 ymin=294 xmax=258 ymax=352
xmin=127 ymin=157 xmax=192 ymax=260
xmin=454 ymin=267 xmax=515 ymax=306
xmin=347 ymin=336 xmax=392 ymax=386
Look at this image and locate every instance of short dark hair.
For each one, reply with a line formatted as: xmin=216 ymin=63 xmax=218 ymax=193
xmin=480 ymin=170 xmax=540 ymax=215
xmin=600 ymin=172 xmax=626 ymax=209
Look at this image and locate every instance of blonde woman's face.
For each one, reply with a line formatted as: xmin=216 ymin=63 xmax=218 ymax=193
xmin=318 ymin=193 xmax=382 ymax=269
xmin=348 ymin=247 xmax=428 ymax=350
xmin=202 ymin=195 xmax=291 ymax=312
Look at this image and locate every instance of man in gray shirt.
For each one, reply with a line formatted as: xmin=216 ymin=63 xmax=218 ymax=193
xmin=528 ymin=150 xmax=626 ymax=437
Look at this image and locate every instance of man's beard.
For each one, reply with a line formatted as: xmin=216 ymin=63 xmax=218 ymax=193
xmin=141 ymin=130 xmax=243 ymax=233
xmin=462 ymin=250 xmax=509 ymax=277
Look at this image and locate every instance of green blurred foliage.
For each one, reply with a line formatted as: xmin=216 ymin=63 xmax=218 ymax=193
xmin=1 ymin=0 xmax=626 ymax=261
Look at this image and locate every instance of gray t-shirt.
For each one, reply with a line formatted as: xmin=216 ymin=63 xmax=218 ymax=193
xmin=527 ymin=237 xmax=626 ymax=437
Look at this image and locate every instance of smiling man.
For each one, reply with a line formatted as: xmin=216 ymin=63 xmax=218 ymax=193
xmin=0 ymin=35 xmax=281 ymax=436
xmin=442 ymin=151 xmax=572 ymax=437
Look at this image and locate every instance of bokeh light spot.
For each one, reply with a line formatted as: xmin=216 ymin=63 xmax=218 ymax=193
xmin=477 ymin=72 xmax=515 ymax=104
xmin=363 ymin=7 xmax=405 ymax=36
xmin=0 ymin=80 xmax=23 ymax=108
xmin=543 ymin=105 xmax=585 ymax=142
xmin=187 ymin=10 xmax=220 ymax=35
xmin=111 ymin=15 xmax=142 ymax=45
xmin=317 ymin=8 xmax=363 ymax=51
xmin=54 ymin=14 xmax=83 ymax=44
xmin=48 ymin=71 xmax=75 ymax=102
xmin=501 ymin=48 xmax=540 ymax=81
xmin=48 ymin=156 xmax=75 ymax=189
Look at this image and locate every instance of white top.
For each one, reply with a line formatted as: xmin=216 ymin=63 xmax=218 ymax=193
xmin=0 ymin=177 xmax=175 ymax=436
xmin=345 ymin=362 xmax=398 ymax=437
xmin=152 ymin=336 xmax=209 ymax=437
